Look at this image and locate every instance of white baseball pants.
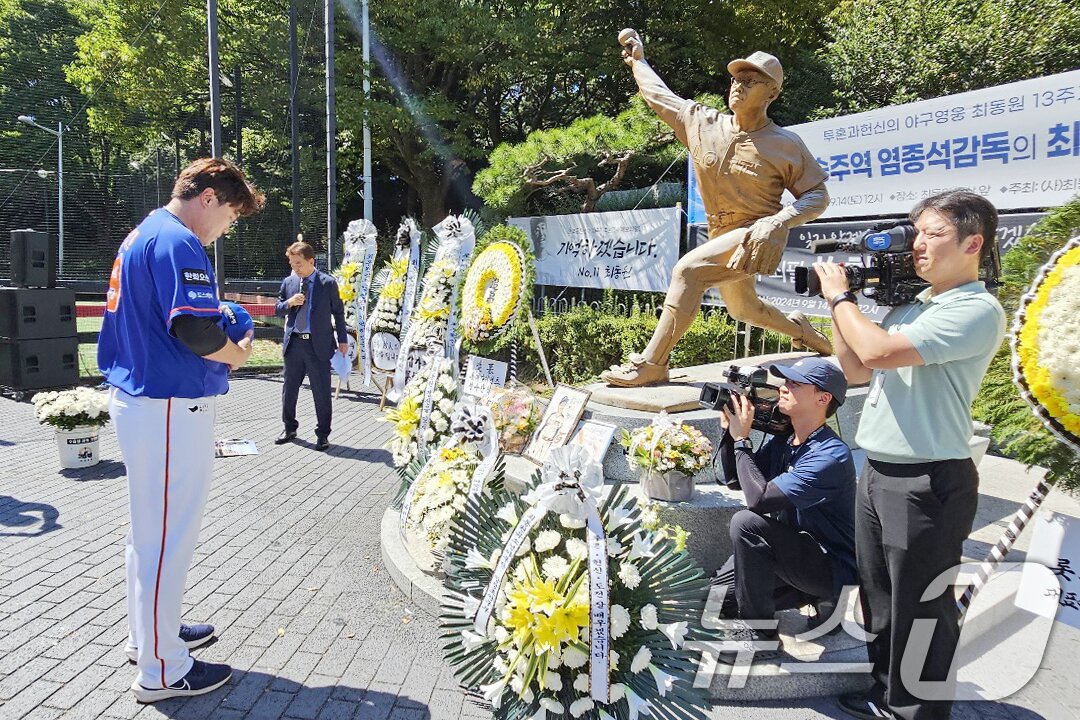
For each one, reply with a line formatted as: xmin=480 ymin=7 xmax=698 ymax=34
xmin=110 ymin=389 xmax=216 ymax=688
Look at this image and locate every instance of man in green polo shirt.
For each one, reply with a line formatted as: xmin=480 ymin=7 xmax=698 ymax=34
xmin=814 ymin=190 xmax=1005 ymax=720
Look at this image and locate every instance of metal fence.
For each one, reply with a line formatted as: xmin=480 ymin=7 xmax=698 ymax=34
xmin=0 ymin=0 xmax=334 ymax=290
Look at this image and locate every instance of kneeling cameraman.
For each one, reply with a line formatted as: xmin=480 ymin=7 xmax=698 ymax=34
xmin=713 ymin=358 xmax=856 ymax=662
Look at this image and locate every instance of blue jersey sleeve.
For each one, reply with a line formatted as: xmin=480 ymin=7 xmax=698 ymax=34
xmin=148 ymin=233 xmax=221 ymax=332
xmin=770 ymin=440 xmax=853 ymax=511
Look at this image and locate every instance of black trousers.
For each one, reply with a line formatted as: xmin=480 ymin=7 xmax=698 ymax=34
xmin=857 ymin=458 xmax=979 ymax=720
xmin=281 ymin=338 xmax=332 ymax=440
xmin=715 ymin=509 xmax=835 ymax=630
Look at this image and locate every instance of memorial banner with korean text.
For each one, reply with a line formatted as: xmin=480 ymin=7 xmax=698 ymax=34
xmin=508 ymin=207 xmax=679 ymax=291
xmin=687 ymin=70 xmax=1080 ymax=222
xmin=693 ymin=212 xmax=1045 ymax=320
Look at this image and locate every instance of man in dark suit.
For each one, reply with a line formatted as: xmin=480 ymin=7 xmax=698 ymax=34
xmin=274 ymin=240 xmax=349 ymax=451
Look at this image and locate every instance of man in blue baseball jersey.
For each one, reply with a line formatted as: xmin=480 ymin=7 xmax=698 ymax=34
xmin=99 ymin=157 xmax=265 ymax=703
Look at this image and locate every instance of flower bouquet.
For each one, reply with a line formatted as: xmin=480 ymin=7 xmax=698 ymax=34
xmin=34 ymin=387 xmax=110 ymax=431
xmin=35 ymin=387 xmax=111 ymax=469
xmin=1013 ymin=235 xmax=1080 ymax=451
xmin=383 ymin=356 xmax=459 ymax=467
xmin=488 ymin=384 xmax=541 ymax=454
xmin=397 ymin=404 xmax=506 ymax=555
xmin=621 ymin=414 xmax=713 ymax=502
xmin=441 ymin=446 xmax=710 ymax=720
xmin=621 ymin=414 xmax=713 ymax=477
xmin=407 ymin=257 xmax=458 ymax=350
xmin=370 ymin=256 xmax=410 ymax=336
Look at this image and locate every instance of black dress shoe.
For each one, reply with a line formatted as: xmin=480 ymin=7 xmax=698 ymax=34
xmin=838 ymin=693 xmax=894 ymax=719
xmin=274 ymin=431 xmax=297 ymax=445
xmin=315 ymin=438 xmax=330 ymax=451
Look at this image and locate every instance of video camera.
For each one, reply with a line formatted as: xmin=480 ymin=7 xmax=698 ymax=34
xmin=698 ymin=364 xmax=792 ymax=436
xmin=793 ymin=220 xmax=1001 ymax=306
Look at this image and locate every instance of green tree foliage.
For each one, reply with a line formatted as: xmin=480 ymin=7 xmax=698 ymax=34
xmin=973 ymin=196 xmax=1080 ymax=494
xmin=817 ymin=0 xmax=1080 ymax=115
xmin=472 ymin=96 xmax=708 ymax=217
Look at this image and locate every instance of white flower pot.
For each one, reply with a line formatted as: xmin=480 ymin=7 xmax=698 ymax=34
xmin=55 ymin=425 xmax=101 ymax=469
xmin=640 ymin=468 xmax=694 ymax=502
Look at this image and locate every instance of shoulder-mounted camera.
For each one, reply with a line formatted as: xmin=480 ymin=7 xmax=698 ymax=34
xmin=698 ymin=364 xmax=792 ymax=436
xmin=793 ymin=220 xmax=1002 ymax=306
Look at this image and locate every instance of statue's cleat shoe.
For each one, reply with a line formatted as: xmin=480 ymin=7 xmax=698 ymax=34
xmin=600 ymin=354 xmax=670 ymax=387
xmin=788 ymin=312 xmax=832 ymax=355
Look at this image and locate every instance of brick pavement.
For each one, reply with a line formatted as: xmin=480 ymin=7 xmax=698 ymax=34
xmin=0 ymin=374 xmax=488 ymax=720
xmin=1 ymin=374 xmax=1075 ymax=720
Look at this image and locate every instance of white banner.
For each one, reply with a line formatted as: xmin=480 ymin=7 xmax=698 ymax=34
xmin=508 ymin=207 xmax=679 ymax=291
xmin=687 ymin=70 xmax=1080 ymax=221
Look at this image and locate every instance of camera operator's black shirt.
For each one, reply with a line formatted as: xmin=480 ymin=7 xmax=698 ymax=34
xmin=745 ymin=426 xmax=857 ymax=593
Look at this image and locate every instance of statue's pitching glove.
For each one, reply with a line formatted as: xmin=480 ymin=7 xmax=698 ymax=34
xmin=726 ymin=217 xmax=786 ymax=275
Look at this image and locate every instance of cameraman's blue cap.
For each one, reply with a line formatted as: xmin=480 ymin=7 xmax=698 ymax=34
xmin=767 ymin=358 xmax=847 ymax=405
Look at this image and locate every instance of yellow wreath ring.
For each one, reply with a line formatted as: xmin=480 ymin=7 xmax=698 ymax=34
xmin=462 ymin=241 xmax=526 ymax=342
xmin=1012 ymin=235 xmax=1080 ymax=451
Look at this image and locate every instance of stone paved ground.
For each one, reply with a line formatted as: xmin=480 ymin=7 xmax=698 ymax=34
xmin=0 ymin=374 xmax=1076 ymax=720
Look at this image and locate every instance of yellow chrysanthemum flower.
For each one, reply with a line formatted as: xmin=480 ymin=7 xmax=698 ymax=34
xmin=1016 ymin=244 xmax=1080 ymax=438
xmin=383 ymin=279 xmax=406 ymax=300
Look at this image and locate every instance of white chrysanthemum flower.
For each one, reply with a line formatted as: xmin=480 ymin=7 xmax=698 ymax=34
xmin=543 ymin=671 xmax=563 ymax=692
xmin=541 ymin=555 xmax=570 ymax=580
xmin=559 ymin=514 xmax=586 ymax=529
xmin=607 ymin=537 xmax=623 ymax=557
xmin=618 ymin=561 xmax=641 ymax=589
xmin=631 ymin=645 xmax=652 ymax=673
xmin=639 ymin=603 xmax=659 ymax=630
xmin=562 ymin=645 xmax=588 ymax=669
xmin=539 ymin=697 xmax=563 ymax=714
xmin=564 ymin=538 xmax=587 ymax=562
xmin=609 ymin=649 xmax=620 ymax=671
xmin=573 ymin=673 xmax=590 ymax=693
xmin=569 ymin=698 xmax=594 ymax=717
xmin=611 ymin=604 xmax=631 ymax=639
xmin=534 ymin=530 xmax=561 ymax=553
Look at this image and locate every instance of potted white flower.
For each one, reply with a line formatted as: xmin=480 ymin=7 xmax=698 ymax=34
xmin=621 ymin=413 xmax=713 ymax=501
xmin=33 ymin=387 xmax=110 ymax=469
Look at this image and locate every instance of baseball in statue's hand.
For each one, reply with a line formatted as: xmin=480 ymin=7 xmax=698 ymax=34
xmin=619 ymin=28 xmax=643 ymax=64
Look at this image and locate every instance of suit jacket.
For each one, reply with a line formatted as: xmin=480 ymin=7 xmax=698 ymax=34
xmin=275 ymin=270 xmax=348 ymax=362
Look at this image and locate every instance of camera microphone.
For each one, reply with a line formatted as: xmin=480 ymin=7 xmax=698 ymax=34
xmin=809 ymin=238 xmax=846 ymax=254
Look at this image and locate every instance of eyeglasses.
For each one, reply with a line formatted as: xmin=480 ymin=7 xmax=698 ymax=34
xmin=732 ymin=75 xmax=772 ymax=88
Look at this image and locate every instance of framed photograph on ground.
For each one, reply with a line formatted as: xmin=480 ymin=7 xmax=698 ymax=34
xmin=567 ymin=420 xmax=617 ymax=464
xmin=523 ymin=384 xmax=592 ymax=466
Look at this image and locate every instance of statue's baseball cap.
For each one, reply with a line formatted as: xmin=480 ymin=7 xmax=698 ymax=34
xmin=766 ymin=357 xmax=847 ymax=405
xmin=727 ymin=51 xmax=784 ymax=89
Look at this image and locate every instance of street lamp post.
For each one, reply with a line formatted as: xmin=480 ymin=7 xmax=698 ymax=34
xmin=17 ymin=115 xmax=63 ymax=276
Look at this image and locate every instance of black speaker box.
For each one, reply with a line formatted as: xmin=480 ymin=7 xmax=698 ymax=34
xmin=0 ymin=287 xmax=76 ymax=340
xmin=10 ymin=229 xmax=57 ymax=288
xmin=0 ymin=337 xmax=79 ymax=390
